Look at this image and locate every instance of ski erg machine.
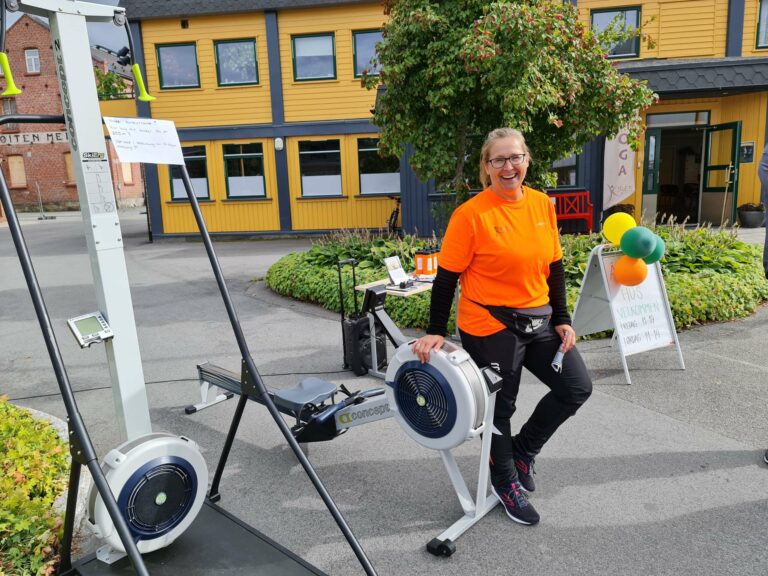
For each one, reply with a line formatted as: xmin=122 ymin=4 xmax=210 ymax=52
xmin=0 ymin=1 xmax=375 ymax=575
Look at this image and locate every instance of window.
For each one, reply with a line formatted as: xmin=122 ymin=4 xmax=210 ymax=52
xmin=552 ymin=155 xmax=577 ymax=187
xmin=591 ymin=8 xmax=640 ymax=58
xmin=292 ymin=34 xmax=336 ymax=81
xmin=224 ymin=143 xmax=265 ymax=198
xmin=25 ymin=49 xmax=40 ymax=73
xmin=353 ymin=30 xmax=383 ymax=77
xmin=64 ymin=152 xmax=75 ymax=183
xmin=170 ymin=146 xmax=209 ymax=200
xmin=215 ymin=39 xmax=259 ymax=86
xmin=157 ymin=43 xmax=200 ymax=89
xmin=299 ymin=139 xmax=342 ymax=197
xmin=646 ymin=111 xmax=710 ymax=128
xmin=759 ymin=0 xmax=768 ymax=48
xmin=1 ymin=98 xmax=17 ymax=131
xmin=121 ymin=163 xmax=134 ymax=185
xmin=7 ymin=155 xmax=27 ymax=188
xmin=357 ymin=138 xmax=400 ymax=195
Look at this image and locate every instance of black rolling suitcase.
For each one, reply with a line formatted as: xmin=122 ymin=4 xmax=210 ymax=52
xmin=336 ymin=259 xmax=387 ymax=376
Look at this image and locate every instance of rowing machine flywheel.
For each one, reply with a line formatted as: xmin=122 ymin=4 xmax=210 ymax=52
xmin=87 ymin=433 xmax=207 ymax=559
xmin=384 ymin=341 xmax=488 ymax=451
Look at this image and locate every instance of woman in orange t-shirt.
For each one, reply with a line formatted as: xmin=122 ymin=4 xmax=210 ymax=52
xmin=412 ymin=128 xmax=592 ymax=526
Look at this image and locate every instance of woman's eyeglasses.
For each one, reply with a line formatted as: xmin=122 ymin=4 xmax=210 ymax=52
xmin=487 ymin=154 xmax=527 ymax=169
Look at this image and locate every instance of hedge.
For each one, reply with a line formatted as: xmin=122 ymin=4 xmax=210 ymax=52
xmin=0 ymin=397 xmax=69 ymax=576
xmin=266 ymin=225 xmax=768 ymax=332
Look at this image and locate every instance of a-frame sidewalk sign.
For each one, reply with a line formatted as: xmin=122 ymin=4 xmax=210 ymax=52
xmin=572 ymin=244 xmax=685 ymax=384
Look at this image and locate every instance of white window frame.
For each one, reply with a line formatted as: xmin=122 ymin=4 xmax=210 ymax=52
xmin=25 ymin=49 xmax=41 ymax=73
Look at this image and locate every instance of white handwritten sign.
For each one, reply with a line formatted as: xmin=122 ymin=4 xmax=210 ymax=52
xmin=572 ymin=245 xmax=684 ymax=384
xmin=103 ymin=117 xmax=184 ymax=166
xmin=602 ymin=252 xmax=675 ymax=356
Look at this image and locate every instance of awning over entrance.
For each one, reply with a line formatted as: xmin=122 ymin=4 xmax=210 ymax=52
xmin=618 ymin=57 xmax=768 ymax=99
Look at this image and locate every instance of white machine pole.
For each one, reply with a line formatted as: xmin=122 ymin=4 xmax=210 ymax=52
xmin=18 ymin=0 xmax=151 ymax=439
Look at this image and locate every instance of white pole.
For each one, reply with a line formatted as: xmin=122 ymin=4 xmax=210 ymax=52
xmin=27 ymin=1 xmax=153 ymax=439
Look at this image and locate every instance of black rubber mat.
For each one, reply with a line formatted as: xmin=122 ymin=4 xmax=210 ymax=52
xmin=71 ymin=500 xmax=327 ymax=575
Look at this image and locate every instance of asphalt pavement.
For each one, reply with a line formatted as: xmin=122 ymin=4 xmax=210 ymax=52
xmin=1 ymin=209 xmax=767 ymax=576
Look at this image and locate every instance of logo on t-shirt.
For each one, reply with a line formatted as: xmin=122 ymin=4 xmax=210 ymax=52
xmin=494 ymin=225 xmax=512 ymax=235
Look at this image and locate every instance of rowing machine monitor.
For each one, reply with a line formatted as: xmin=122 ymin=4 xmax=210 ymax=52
xmin=67 ymin=311 xmax=114 ymax=348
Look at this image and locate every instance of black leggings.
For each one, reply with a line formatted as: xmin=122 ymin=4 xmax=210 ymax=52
xmin=460 ymin=326 xmax=592 ymax=487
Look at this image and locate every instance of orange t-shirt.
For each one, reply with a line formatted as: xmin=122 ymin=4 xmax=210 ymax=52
xmin=439 ymin=186 xmax=563 ymax=336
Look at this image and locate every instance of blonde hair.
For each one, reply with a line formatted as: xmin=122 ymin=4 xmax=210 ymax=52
xmin=478 ymin=127 xmax=532 ymax=188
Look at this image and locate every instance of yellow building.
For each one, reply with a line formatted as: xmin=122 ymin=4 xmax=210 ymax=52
xmin=122 ymin=0 xmax=402 ymax=236
xmin=123 ymin=0 xmax=768 ymax=235
xmin=572 ymin=0 xmax=768 ymax=226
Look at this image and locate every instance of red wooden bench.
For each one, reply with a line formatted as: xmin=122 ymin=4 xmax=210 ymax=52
xmin=548 ymin=190 xmax=594 ymax=233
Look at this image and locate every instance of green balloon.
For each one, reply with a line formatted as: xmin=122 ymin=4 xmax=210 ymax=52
xmin=620 ymin=226 xmax=656 ymax=259
xmin=642 ymin=235 xmax=666 ymax=264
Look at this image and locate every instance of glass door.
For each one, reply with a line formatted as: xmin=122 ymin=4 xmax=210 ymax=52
xmin=701 ymin=122 xmax=741 ymax=226
xmin=641 ymin=128 xmax=661 ymax=220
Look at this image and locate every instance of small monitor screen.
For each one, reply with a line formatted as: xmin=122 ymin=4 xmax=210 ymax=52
xmin=74 ymin=316 xmax=102 ymax=335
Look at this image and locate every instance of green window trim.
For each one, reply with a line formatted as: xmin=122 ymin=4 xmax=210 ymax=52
xmin=170 ymin=147 xmax=209 ymax=201
xmin=223 ymin=143 xmax=267 ymax=199
xmin=298 ymin=139 xmax=343 ymax=197
xmin=214 ymin=39 xmax=260 ymax=87
xmin=357 ymin=137 xmax=400 ymax=195
xmin=758 ymin=0 xmax=768 ymax=49
xmin=590 ymin=7 xmax=641 ymax=60
xmin=352 ymin=29 xmax=383 ymax=78
xmin=291 ymin=33 xmax=337 ymax=82
xmin=156 ymin=42 xmax=201 ymax=90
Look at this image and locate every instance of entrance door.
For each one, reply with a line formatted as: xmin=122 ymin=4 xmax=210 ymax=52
xmin=701 ymin=121 xmax=741 ymax=226
xmin=641 ymin=127 xmax=661 ymax=220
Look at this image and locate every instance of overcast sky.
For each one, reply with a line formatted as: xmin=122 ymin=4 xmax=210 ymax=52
xmin=8 ymin=0 xmax=127 ymax=51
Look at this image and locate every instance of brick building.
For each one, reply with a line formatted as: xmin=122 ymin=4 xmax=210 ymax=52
xmin=0 ymin=14 xmax=144 ymax=212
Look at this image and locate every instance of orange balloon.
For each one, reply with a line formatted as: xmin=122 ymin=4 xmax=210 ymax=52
xmin=613 ymin=256 xmax=648 ymax=286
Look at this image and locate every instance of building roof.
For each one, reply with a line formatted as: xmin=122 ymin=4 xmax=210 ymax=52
xmin=618 ymin=57 xmax=768 ymax=99
xmin=118 ymin=0 xmax=373 ymax=20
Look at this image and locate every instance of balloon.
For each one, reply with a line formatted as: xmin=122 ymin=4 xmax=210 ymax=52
xmin=643 ymin=235 xmax=666 ymax=264
xmin=602 ymin=212 xmax=636 ymax=245
xmin=613 ymin=255 xmax=648 ymax=286
xmin=620 ymin=226 xmax=656 ymax=259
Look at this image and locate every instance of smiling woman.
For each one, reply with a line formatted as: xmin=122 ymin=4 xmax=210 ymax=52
xmin=410 ymin=127 xmax=593 ymax=526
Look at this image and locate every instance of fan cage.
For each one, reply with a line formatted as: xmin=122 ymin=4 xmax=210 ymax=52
xmin=392 ymin=361 xmax=457 ymax=439
xmin=117 ymin=456 xmax=199 ymax=540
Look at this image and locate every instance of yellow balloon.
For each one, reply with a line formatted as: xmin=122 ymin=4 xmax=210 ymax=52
xmin=602 ymin=212 xmax=636 ymax=245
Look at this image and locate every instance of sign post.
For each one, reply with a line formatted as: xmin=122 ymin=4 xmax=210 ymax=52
xmin=572 ymin=245 xmax=685 ymax=384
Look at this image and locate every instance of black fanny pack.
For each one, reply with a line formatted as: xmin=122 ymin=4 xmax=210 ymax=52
xmin=468 ymin=299 xmax=552 ymax=337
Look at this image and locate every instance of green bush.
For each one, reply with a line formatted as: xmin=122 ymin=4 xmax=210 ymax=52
xmin=1 ymin=397 xmax=69 ymax=576
xmin=266 ymin=226 xmax=768 ymax=332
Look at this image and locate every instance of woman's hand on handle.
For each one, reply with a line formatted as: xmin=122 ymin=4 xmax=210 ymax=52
xmin=412 ymin=334 xmax=445 ymax=364
xmin=554 ymin=324 xmax=577 ymax=353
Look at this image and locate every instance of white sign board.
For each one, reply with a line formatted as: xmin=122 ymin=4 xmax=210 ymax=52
xmin=572 ymin=245 xmax=684 ymax=384
xmin=103 ymin=117 xmax=184 ymax=166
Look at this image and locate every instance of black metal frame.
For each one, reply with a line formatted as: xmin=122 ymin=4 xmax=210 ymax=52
xmin=0 ymin=114 xmax=150 ymax=576
xmin=1 ymin=109 xmax=376 ymax=575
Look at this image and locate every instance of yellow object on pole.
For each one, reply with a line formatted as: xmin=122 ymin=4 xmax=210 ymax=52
xmin=0 ymin=52 xmax=23 ymax=96
xmin=132 ymin=63 xmax=156 ymax=102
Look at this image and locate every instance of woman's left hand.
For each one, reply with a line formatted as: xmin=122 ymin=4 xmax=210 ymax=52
xmin=554 ymin=324 xmax=577 ymax=353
